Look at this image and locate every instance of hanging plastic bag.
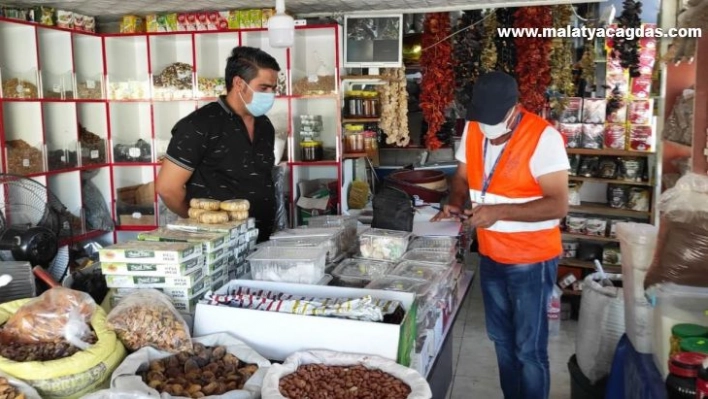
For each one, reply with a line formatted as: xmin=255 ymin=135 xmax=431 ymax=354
xmin=272 ymin=164 xmax=288 ymax=232
xmin=110 ymin=332 xmax=270 ymax=399
xmin=0 ymin=287 xmax=95 ymax=349
xmin=645 ymin=173 xmax=708 ymax=289
xmin=106 ymin=289 xmax=192 ymax=353
xmin=261 ymin=350 xmax=432 ymax=399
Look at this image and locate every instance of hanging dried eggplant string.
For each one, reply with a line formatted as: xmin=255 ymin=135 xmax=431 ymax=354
xmin=494 ymin=8 xmax=517 ymax=76
xmin=379 ymin=67 xmax=410 ymax=147
xmin=513 ymin=6 xmax=553 ymax=114
xmin=612 ymin=0 xmax=643 ymax=77
xmin=480 ymin=10 xmax=498 ymax=73
xmin=420 ymin=12 xmax=455 ymax=150
xmin=453 ymin=10 xmax=484 ymax=117
xmin=548 ymin=5 xmax=575 ymax=116
xmin=606 ymin=84 xmax=625 ymax=118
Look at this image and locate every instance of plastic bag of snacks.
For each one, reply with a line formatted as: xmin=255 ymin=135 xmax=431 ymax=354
xmin=645 ymin=173 xmax=708 ymax=289
xmin=0 ymin=299 xmax=126 ymax=399
xmin=262 ymin=350 xmax=432 ymax=399
xmin=111 ymin=332 xmax=270 ymax=399
xmin=0 ymin=287 xmax=96 ymax=349
xmin=106 ymin=289 xmax=192 ymax=353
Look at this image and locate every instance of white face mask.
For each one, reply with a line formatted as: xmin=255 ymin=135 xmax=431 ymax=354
xmin=478 ymin=108 xmax=515 ymax=139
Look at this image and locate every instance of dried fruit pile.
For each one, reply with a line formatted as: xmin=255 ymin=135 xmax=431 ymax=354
xmin=0 ymin=376 xmax=25 ymax=399
xmin=612 ymin=0 xmax=643 ymax=77
xmin=514 ymin=6 xmax=553 ymax=114
xmin=142 ymin=343 xmax=259 ymax=398
xmin=0 ymin=332 xmax=97 ymax=362
xmin=279 ymin=364 xmax=411 ymax=399
xmin=379 ymin=67 xmax=410 ymax=147
xmin=548 ymin=5 xmax=576 ymax=116
xmin=453 ymin=10 xmax=485 ymax=116
xmin=420 ymin=12 xmax=455 ymax=150
xmin=494 ymin=8 xmax=517 ymax=75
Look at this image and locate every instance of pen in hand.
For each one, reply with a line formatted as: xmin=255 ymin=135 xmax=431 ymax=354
xmin=431 ymin=206 xmax=469 ymax=220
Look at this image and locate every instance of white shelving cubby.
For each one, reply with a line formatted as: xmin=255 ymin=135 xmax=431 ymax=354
xmin=150 ymin=34 xmax=194 ymax=100
xmin=195 ymin=32 xmax=239 ymax=99
xmin=72 ymin=34 xmax=105 ymax=100
xmin=2 ymin=102 xmax=45 ymax=175
xmin=0 ymin=20 xmax=39 ymax=99
xmin=37 ymin=27 xmax=74 ymax=100
xmin=152 ymin=101 xmax=197 ymax=160
xmin=43 ymin=102 xmax=79 ymax=171
xmin=105 ymin=36 xmax=150 ymax=100
xmin=109 ymin=102 xmax=153 ymax=163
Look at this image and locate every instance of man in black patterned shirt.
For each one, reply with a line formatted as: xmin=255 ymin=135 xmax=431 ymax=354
xmin=156 ymin=47 xmax=280 ymax=242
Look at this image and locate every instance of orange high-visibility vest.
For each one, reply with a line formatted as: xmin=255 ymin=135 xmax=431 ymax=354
xmin=465 ymin=110 xmax=563 ymax=264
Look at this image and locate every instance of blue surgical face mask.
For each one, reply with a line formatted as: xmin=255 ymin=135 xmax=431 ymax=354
xmin=239 ymin=83 xmax=275 ymax=117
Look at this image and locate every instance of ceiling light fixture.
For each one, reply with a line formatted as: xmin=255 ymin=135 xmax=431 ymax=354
xmin=268 ymin=0 xmax=295 ymax=48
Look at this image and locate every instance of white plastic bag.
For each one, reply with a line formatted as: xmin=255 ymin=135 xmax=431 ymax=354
xmin=261 ymin=350 xmax=432 ymax=399
xmin=0 ymin=370 xmax=42 ymax=399
xmin=576 ymin=272 xmax=625 ymax=383
xmin=111 ymin=333 xmax=270 ymax=399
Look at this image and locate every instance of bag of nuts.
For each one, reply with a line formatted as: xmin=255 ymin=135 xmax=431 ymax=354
xmin=110 ymin=332 xmax=270 ymax=399
xmin=0 ymin=371 xmax=42 ymax=399
xmin=106 ymin=289 xmax=192 ymax=353
xmin=262 ymin=350 xmax=432 ymax=399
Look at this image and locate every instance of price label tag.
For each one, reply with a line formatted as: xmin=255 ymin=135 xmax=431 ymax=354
xmin=22 ymin=159 xmax=30 ymax=167
xmin=16 ymin=84 xmax=24 ymax=94
xmin=307 ymin=75 xmax=319 ymax=83
xmin=90 ymin=150 xmax=99 ymax=159
xmin=86 ymin=80 xmax=96 ymax=89
xmin=131 ymin=212 xmax=143 ymax=219
xmin=60 ymin=155 xmax=66 ymax=162
xmin=53 ymin=84 xmax=61 ymax=93
xmin=128 ymin=147 xmax=141 ymax=158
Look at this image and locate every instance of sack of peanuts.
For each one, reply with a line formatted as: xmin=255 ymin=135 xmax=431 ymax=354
xmin=262 ymin=350 xmax=432 ymax=399
xmin=0 ymin=370 xmax=42 ymax=399
xmin=110 ymin=332 xmax=270 ymax=399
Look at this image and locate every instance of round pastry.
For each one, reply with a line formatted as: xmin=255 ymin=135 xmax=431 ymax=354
xmin=220 ymin=199 xmax=250 ymax=212
xmin=227 ymin=210 xmax=249 ymax=221
xmin=188 ymin=208 xmax=207 ymax=219
xmin=197 ymin=211 xmax=229 ymax=224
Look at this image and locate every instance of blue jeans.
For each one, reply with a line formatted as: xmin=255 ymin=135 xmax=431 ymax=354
xmin=479 ymin=255 xmax=558 ymax=399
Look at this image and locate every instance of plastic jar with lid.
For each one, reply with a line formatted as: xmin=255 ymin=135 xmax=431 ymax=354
xmin=300 ymin=141 xmax=323 ymax=162
xmin=344 ymin=124 xmax=364 ymax=153
xmin=666 ymin=352 xmax=707 ymax=399
xmin=671 ymin=324 xmax=708 ymax=358
xmin=680 ymin=337 xmax=708 ymax=355
xmin=344 ymin=90 xmax=363 ymax=117
xmin=361 ymin=91 xmax=378 ymax=117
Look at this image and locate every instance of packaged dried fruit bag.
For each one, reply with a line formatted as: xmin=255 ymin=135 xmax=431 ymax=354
xmin=604 ymin=124 xmax=627 ymax=150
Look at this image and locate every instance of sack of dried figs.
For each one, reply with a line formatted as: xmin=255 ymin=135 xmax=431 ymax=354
xmin=106 ymin=289 xmax=193 ymax=353
xmin=261 ymin=350 xmax=432 ymax=399
xmin=110 ymin=332 xmax=270 ymax=399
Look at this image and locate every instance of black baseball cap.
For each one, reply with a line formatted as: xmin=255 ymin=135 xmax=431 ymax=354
xmin=466 ymin=71 xmax=519 ymax=124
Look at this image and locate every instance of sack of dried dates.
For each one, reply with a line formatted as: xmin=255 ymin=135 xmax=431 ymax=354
xmin=110 ymin=332 xmax=270 ymax=399
xmin=0 ymin=371 xmax=41 ymax=399
xmin=262 ymin=350 xmax=432 ymax=399
xmin=0 ymin=297 xmax=127 ymax=399
xmin=106 ymin=289 xmax=193 ymax=353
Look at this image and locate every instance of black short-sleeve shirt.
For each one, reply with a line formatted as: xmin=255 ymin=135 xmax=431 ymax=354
xmin=165 ymin=96 xmax=276 ymax=241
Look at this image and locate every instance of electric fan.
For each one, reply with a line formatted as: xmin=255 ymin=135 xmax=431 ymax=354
xmin=0 ymin=173 xmax=73 ymax=267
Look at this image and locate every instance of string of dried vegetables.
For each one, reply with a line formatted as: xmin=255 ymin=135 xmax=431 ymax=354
xmin=480 ymin=11 xmax=498 ymax=73
xmin=420 ymin=12 xmax=455 ymax=150
xmin=548 ymin=5 xmax=575 ymax=116
xmin=453 ymin=10 xmax=484 ymax=117
xmin=612 ymin=0 xmax=643 ymax=77
xmin=513 ymin=6 xmax=553 ymax=114
xmin=494 ymin=8 xmax=517 ymax=76
xmin=579 ymin=41 xmax=596 ymax=88
xmin=378 ymin=67 xmax=410 ymax=147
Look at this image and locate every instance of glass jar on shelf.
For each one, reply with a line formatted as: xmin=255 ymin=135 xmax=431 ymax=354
xmin=361 ymin=91 xmax=380 ymax=118
xmin=300 ymin=140 xmax=323 ymax=162
xmin=344 ymin=124 xmax=365 ymax=153
xmin=344 ymin=90 xmax=364 ymax=118
xmin=363 ymin=130 xmax=380 ymax=165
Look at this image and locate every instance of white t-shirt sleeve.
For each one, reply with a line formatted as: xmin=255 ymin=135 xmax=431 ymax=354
xmin=529 ymin=126 xmax=571 ymax=179
xmin=455 ymin=122 xmax=469 ymax=164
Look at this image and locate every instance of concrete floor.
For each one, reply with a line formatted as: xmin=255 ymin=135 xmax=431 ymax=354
xmin=446 ymin=260 xmax=577 ymax=399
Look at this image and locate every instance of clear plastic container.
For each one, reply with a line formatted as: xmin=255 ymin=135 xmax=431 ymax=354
xmin=306 ymin=215 xmax=358 ymax=250
xmin=409 ymin=236 xmax=459 ymax=251
xmin=247 ymin=246 xmax=326 ymax=284
xmin=359 ymin=228 xmax=412 ymax=261
xmin=390 ymin=261 xmax=449 ymax=282
xmin=366 ymin=276 xmax=431 ymax=298
xmin=400 ymin=248 xmax=456 ymax=266
xmin=270 ymin=227 xmax=346 ymax=258
xmin=258 ymin=236 xmax=336 ymax=263
xmin=331 ymin=258 xmax=395 ymax=288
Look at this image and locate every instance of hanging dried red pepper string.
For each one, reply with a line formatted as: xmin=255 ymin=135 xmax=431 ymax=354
xmin=513 ymin=6 xmax=553 ymax=114
xmin=420 ymin=12 xmax=455 ymax=150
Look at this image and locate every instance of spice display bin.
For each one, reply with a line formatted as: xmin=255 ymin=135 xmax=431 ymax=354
xmin=331 ymin=258 xmax=396 ymax=288
xmin=0 ymin=68 xmax=40 ymax=99
xmin=5 ymin=142 xmax=45 ymax=175
xmin=247 ymin=246 xmax=327 ymax=284
xmin=359 ymin=228 xmax=412 ymax=261
xmin=46 ymin=141 xmax=79 ymax=171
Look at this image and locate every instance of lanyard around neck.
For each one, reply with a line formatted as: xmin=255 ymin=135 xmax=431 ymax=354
xmin=481 ymin=112 xmax=523 ymax=201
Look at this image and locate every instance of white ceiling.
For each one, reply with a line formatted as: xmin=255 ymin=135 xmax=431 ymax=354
xmin=7 ymin=0 xmax=603 ymax=20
